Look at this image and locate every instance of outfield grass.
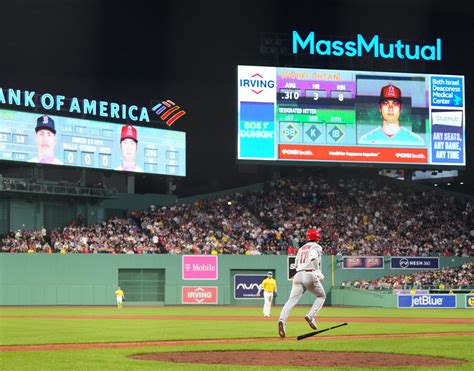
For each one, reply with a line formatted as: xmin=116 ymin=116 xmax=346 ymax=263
xmin=1 ymin=305 xmax=473 ymax=318
xmin=1 ymin=306 xmax=473 ymax=370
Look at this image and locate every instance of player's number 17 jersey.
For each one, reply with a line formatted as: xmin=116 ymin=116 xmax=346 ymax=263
xmin=296 ymin=242 xmax=322 ymax=272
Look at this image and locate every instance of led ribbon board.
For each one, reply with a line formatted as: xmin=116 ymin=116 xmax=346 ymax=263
xmin=238 ymin=65 xmax=465 ymax=167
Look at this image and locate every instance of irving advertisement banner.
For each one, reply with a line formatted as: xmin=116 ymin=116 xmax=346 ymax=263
xmin=181 ymin=287 xmax=218 ymax=304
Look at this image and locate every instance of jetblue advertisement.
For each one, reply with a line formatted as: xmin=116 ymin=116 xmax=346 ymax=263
xmin=398 ymin=295 xmax=457 ymax=308
xmin=234 ymin=274 xmax=267 ymax=299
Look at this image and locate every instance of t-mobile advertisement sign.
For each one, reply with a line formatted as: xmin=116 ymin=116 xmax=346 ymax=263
xmin=182 ymin=287 xmax=218 ymax=304
xmin=182 ymin=255 xmax=218 ymax=280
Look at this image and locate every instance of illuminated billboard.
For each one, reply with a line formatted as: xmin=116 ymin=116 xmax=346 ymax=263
xmin=238 ymin=65 xmax=465 ymax=168
xmin=0 ymin=109 xmax=186 ymax=176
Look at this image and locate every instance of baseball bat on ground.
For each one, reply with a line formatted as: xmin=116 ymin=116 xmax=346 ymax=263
xmin=296 ymin=322 xmax=348 ymax=340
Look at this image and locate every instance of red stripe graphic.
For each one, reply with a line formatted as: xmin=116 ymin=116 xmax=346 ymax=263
xmin=161 ymin=105 xmax=180 ymax=120
xmin=166 ymin=110 xmax=186 ymax=126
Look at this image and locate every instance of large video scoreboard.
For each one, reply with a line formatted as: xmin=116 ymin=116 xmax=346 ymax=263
xmin=238 ymin=65 xmax=465 ymax=168
xmin=0 ymin=109 xmax=186 ymax=175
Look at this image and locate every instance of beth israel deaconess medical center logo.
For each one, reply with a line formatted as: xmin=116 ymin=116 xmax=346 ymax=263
xmin=151 ymin=99 xmax=186 ymax=126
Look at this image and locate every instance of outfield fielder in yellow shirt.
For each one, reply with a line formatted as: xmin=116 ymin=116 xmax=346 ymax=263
xmin=115 ymin=287 xmax=125 ymax=309
xmin=260 ymin=272 xmax=277 ymax=317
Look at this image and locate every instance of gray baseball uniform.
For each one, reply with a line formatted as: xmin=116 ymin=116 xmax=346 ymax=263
xmin=279 ymin=241 xmax=326 ymax=324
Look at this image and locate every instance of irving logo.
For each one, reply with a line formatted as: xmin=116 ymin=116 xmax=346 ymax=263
xmin=151 ymin=99 xmax=186 ymax=126
xmin=239 ymin=73 xmax=275 ymax=95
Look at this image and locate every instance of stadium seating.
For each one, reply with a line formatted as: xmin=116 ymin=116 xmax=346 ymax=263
xmin=1 ymin=176 xmax=473 ymax=257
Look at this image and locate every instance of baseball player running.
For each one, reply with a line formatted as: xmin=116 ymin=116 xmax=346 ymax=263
xmin=278 ymin=228 xmax=326 ymax=338
xmin=260 ymin=271 xmax=277 ymax=317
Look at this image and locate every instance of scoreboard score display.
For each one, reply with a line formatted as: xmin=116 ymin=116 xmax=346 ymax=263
xmin=238 ymin=65 xmax=465 ymax=167
xmin=0 ymin=109 xmax=186 ymax=176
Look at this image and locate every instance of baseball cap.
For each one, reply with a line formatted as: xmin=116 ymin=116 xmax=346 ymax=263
xmin=380 ymin=84 xmax=402 ymax=103
xmin=267 ymin=271 xmax=273 ymax=275
xmin=121 ymin=125 xmax=138 ymax=142
xmin=35 ymin=115 xmax=56 ymax=134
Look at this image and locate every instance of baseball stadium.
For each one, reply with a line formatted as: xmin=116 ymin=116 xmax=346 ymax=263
xmin=1 ymin=1 xmax=473 ymax=370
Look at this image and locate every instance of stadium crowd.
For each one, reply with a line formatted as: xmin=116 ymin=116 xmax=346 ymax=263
xmin=1 ymin=176 xmax=473 ymax=256
xmin=342 ymin=262 xmax=474 ymax=290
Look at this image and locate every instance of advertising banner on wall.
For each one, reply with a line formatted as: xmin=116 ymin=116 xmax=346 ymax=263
xmin=234 ymin=274 xmax=266 ymax=299
xmin=181 ymin=286 xmax=218 ymax=304
xmin=288 ymin=256 xmax=297 ymax=280
xmin=465 ymin=295 xmax=474 ymax=308
xmin=393 ymin=289 xmax=429 ymax=295
xmin=182 ymin=255 xmax=218 ymax=280
xmin=342 ymin=256 xmax=384 ymax=269
xmin=398 ymin=294 xmax=456 ymax=308
xmin=391 ymin=257 xmax=439 ymax=269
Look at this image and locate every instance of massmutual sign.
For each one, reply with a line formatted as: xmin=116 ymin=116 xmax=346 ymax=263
xmin=292 ymin=31 xmax=442 ymax=61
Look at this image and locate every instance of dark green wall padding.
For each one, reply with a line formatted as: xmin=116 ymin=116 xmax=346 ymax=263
xmin=0 ymin=255 xmax=469 ymax=307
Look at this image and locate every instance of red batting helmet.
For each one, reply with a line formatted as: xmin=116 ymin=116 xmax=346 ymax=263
xmin=306 ymin=228 xmax=320 ymax=241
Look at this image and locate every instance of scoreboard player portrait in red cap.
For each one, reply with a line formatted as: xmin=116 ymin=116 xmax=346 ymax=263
xmin=358 ymin=84 xmax=425 ymax=146
xmin=29 ymin=115 xmax=63 ymax=165
xmin=115 ymin=125 xmax=144 ymax=172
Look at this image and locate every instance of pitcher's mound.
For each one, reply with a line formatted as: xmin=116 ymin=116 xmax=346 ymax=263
xmin=131 ymin=350 xmax=465 ymax=368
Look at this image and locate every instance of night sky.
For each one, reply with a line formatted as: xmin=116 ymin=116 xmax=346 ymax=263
xmin=0 ymin=0 xmax=472 ymax=196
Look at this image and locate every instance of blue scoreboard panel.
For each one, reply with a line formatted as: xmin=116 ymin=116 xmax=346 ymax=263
xmin=0 ymin=109 xmax=186 ymax=176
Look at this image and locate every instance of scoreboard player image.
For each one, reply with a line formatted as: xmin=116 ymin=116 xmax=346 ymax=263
xmin=356 ymin=77 xmax=428 ymax=147
xmin=115 ymin=125 xmax=144 ymax=172
xmin=29 ymin=115 xmax=63 ymax=165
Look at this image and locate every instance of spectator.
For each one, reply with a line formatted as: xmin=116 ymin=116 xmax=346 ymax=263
xmin=1 ymin=175 xmax=472 ymax=257
xmin=343 ymin=262 xmax=474 ymax=290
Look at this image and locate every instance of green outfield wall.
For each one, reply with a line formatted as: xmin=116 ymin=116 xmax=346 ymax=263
xmin=330 ymin=287 xmax=473 ymax=309
xmin=0 ymin=255 xmax=470 ymax=307
xmin=331 ymin=287 xmax=398 ymax=307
